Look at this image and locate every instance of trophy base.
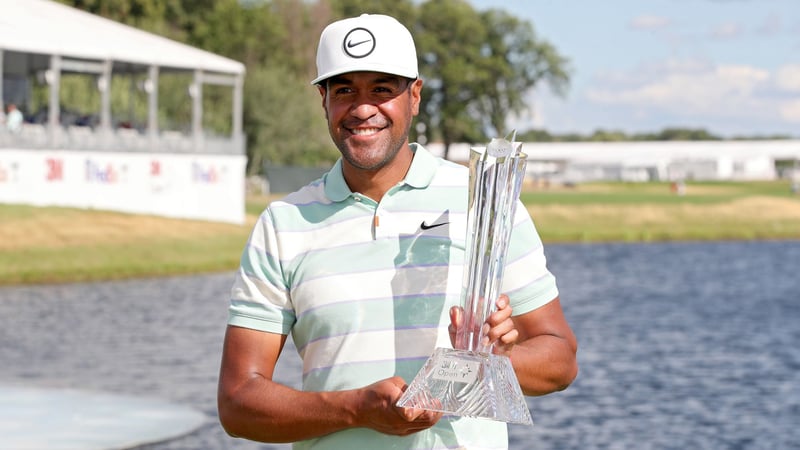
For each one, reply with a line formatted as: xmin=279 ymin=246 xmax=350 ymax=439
xmin=396 ymin=348 xmax=533 ymax=425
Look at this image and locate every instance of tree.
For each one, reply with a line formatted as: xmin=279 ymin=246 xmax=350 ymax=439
xmin=57 ymin=0 xmax=187 ymax=40
xmin=243 ymin=66 xmax=336 ymax=174
xmin=590 ymin=129 xmax=627 ymax=142
xmin=415 ymin=0 xmax=570 ymax=159
xmin=475 ymin=9 xmax=569 ymax=138
xmin=416 ymin=0 xmax=487 ymax=158
xmin=331 ymin=0 xmax=417 ymax=24
xmin=656 ymin=128 xmax=719 ymax=141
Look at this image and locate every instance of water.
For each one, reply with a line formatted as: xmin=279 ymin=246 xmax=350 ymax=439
xmin=1 ymin=241 xmax=798 ymax=450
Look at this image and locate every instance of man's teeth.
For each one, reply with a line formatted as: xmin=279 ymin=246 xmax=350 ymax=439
xmin=351 ymin=128 xmax=380 ymax=136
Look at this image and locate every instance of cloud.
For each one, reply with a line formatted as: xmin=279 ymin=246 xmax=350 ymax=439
xmin=756 ymin=13 xmax=782 ymax=36
xmin=775 ymin=64 xmax=800 ymax=91
xmin=710 ymin=21 xmax=745 ymax=39
xmin=780 ymin=100 xmax=800 ymax=123
xmin=629 ymin=15 xmax=671 ymax=31
xmin=584 ymin=59 xmax=799 ymax=126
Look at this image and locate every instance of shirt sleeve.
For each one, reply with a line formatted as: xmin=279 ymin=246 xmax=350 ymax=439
xmin=227 ymin=208 xmax=296 ymax=334
xmin=501 ymin=200 xmax=559 ymax=315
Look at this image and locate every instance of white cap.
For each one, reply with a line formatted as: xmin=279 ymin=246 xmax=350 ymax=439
xmin=312 ymin=14 xmax=418 ymax=85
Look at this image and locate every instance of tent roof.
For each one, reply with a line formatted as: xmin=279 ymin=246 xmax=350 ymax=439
xmin=0 ymin=0 xmax=245 ymax=75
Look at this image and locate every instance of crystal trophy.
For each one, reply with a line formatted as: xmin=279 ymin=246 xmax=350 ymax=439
xmin=396 ymin=133 xmax=532 ymax=424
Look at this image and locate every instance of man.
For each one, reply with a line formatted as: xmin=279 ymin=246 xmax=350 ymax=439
xmin=218 ymin=13 xmax=577 ymax=449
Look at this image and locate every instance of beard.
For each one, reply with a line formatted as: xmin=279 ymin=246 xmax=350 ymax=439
xmin=331 ymin=121 xmax=411 ymax=172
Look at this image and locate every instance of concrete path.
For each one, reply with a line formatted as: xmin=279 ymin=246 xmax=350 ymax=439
xmin=0 ymin=384 xmax=206 ymax=450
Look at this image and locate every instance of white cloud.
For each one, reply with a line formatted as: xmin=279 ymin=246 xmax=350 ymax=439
xmin=584 ymin=59 xmax=789 ymax=124
xmin=780 ymin=100 xmax=800 ymax=123
xmin=710 ymin=22 xmax=745 ymax=39
xmin=775 ymin=64 xmax=800 ymax=91
xmin=756 ymin=13 xmax=782 ymax=36
xmin=630 ymin=15 xmax=671 ymax=31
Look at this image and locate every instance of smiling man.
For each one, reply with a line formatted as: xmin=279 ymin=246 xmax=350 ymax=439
xmin=218 ymin=13 xmax=577 ymax=450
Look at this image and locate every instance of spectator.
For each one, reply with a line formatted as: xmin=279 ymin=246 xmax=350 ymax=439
xmin=6 ymin=103 xmax=23 ymax=133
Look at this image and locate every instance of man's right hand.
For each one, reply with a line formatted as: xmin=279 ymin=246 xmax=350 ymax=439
xmin=356 ymin=376 xmax=442 ymax=436
xmin=219 ymin=326 xmax=442 ymax=442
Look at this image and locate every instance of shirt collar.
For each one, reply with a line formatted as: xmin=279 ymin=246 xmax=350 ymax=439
xmin=404 ymin=143 xmax=437 ymax=189
xmin=323 ymin=159 xmax=351 ymax=202
xmin=323 ymin=143 xmax=438 ymax=202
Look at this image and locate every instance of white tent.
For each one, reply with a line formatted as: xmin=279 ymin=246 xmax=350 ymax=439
xmin=0 ymin=0 xmax=244 ymax=75
xmin=0 ymin=0 xmax=245 ymax=152
xmin=0 ymin=0 xmax=247 ymax=223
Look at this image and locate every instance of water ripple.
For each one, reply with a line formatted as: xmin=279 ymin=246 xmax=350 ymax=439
xmin=1 ymin=241 xmax=798 ymax=449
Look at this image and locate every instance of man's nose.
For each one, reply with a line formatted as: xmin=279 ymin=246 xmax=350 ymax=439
xmin=350 ymin=96 xmax=379 ymax=119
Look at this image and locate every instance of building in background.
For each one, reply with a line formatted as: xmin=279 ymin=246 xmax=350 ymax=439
xmin=430 ymin=140 xmax=800 ymax=186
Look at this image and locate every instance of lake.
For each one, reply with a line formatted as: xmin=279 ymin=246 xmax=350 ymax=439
xmin=0 ymin=241 xmax=798 ymax=449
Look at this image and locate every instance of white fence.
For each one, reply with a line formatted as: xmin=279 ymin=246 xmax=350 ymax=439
xmin=0 ymin=148 xmax=246 ymax=224
xmin=428 ymin=140 xmax=800 ymax=183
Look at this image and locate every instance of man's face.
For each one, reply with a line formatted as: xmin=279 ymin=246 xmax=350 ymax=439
xmin=319 ymin=72 xmax=422 ymax=171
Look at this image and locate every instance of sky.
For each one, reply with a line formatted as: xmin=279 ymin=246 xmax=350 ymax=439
xmin=467 ymin=0 xmax=800 ymax=138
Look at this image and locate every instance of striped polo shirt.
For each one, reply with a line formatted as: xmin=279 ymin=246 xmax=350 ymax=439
xmin=228 ymin=144 xmax=559 ymax=450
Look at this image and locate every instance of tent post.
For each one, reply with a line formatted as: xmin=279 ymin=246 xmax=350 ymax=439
xmin=147 ymin=65 xmax=159 ymax=140
xmin=233 ymin=73 xmax=243 ymax=140
xmin=192 ymin=69 xmax=202 ymax=149
xmin=0 ymin=50 xmax=4 ymax=110
xmin=48 ymin=54 xmax=61 ymax=146
xmin=100 ymin=59 xmax=112 ymax=133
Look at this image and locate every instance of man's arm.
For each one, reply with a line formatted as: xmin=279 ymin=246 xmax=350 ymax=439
xmin=452 ymin=295 xmax=578 ymax=396
xmin=490 ymin=296 xmax=578 ymax=395
xmin=217 ymin=325 xmax=442 ymax=443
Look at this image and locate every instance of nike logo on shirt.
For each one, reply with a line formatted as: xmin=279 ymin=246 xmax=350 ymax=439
xmin=420 ymin=221 xmax=449 ymax=230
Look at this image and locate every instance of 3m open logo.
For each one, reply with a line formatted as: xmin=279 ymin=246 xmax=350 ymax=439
xmin=432 ymin=357 xmax=478 ymax=384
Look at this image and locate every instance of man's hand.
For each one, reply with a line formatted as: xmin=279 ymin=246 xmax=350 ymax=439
xmin=448 ymin=294 xmax=518 ymax=355
xmin=358 ymin=376 xmax=442 ymax=436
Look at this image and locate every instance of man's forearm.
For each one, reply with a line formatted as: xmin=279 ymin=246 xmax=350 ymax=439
xmin=511 ymin=334 xmax=579 ymax=396
xmin=218 ymin=374 xmax=360 ymax=443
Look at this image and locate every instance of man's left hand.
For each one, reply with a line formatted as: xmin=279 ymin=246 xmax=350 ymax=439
xmin=448 ymin=295 xmax=518 ymax=355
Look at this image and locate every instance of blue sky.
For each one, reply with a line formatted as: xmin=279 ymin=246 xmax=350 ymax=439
xmin=467 ymin=0 xmax=800 ymax=137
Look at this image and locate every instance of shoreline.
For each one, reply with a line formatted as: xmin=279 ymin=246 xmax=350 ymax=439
xmin=2 ymin=181 xmax=799 ymax=286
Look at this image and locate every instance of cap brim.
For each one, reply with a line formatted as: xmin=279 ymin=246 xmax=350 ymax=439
xmin=311 ymin=66 xmax=418 ymax=85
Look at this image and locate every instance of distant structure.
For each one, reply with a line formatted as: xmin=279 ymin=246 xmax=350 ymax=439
xmin=0 ymin=0 xmax=246 ymax=223
xmin=430 ymin=140 xmax=800 ymax=185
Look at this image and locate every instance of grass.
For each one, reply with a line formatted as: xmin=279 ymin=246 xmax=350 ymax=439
xmin=0 ymin=206 xmax=259 ymax=286
xmin=2 ymin=181 xmax=799 ymax=286
xmin=522 ymin=180 xmax=800 ymax=242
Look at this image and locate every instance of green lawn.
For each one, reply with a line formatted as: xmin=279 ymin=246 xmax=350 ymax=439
xmin=520 ymin=180 xmax=796 ymax=205
xmin=524 ymin=180 xmax=800 ymax=242
xmin=1 ymin=181 xmax=799 ymax=285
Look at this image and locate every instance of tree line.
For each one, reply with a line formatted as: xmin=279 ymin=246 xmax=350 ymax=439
xmin=56 ymin=1 xmax=787 ymax=175
xmin=519 ymin=127 xmax=794 ymax=143
xmin=56 ymin=0 xmax=571 ymax=172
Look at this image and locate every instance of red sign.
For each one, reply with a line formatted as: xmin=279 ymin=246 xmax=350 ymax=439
xmin=46 ymin=158 xmax=64 ymax=181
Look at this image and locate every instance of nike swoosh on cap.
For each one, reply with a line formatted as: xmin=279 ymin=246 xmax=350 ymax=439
xmin=346 ymin=38 xmax=372 ymax=48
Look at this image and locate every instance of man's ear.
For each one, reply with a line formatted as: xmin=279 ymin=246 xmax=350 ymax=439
xmin=317 ymin=84 xmax=329 ymax=117
xmin=410 ymin=78 xmax=423 ymax=116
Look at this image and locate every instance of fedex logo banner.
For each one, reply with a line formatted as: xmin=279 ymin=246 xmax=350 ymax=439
xmin=85 ymin=159 xmax=127 ymax=184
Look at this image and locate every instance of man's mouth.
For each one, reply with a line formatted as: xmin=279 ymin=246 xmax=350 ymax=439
xmin=348 ymin=127 xmax=383 ymax=136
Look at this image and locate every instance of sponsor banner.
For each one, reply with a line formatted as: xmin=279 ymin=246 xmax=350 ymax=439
xmin=0 ymin=149 xmax=246 ymax=224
